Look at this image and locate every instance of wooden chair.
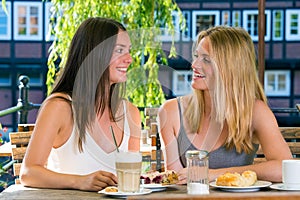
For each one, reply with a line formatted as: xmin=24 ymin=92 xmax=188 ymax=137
xmin=297 ymin=104 xmax=300 ymax=112
xmin=255 ymin=127 xmax=300 ymax=163
xmin=9 ymin=124 xmax=34 ymax=184
xmin=144 ymin=107 xmax=159 ymax=132
xmin=143 ymin=107 xmax=165 ymax=172
xmin=17 ymin=124 xmax=35 ymax=132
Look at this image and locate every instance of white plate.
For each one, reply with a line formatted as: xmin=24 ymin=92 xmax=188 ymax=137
xmin=142 ymin=184 xmax=167 ymax=192
xmin=270 ymin=183 xmax=300 ymax=191
xmin=210 ymin=180 xmax=272 ymax=192
xmin=98 ymin=188 xmax=152 ymax=198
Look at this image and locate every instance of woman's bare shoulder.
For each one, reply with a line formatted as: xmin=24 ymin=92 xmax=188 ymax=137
xmin=158 ymin=98 xmax=182 ymax=124
xmin=39 ymin=93 xmax=72 ymax=116
xmin=160 ymin=98 xmax=178 ymax=111
xmin=160 ymin=95 xmax=191 ymax=113
xmin=252 ymin=99 xmax=279 ymax=135
xmin=253 ymin=99 xmax=273 ymax=117
xmin=125 ymin=100 xmax=139 ymax=112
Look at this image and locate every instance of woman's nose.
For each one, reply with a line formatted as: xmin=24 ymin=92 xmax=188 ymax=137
xmin=191 ymin=61 xmax=200 ymax=70
xmin=124 ymin=53 xmax=132 ymax=64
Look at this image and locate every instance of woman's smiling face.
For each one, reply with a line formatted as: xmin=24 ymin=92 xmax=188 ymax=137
xmin=191 ymin=37 xmax=215 ymax=91
xmin=109 ymin=31 xmax=132 ymax=85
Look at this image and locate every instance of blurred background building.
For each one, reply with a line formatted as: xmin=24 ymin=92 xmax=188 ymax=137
xmin=0 ymin=0 xmax=299 ymax=130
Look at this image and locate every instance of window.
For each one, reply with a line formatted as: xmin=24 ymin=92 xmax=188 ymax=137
xmin=181 ymin=11 xmax=190 ymax=41
xmin=172 ymin=70 xmax=193 ymax=96
xmin=17 ymin=64 xmax=41 ymax=69
xmin=192 ymin=11 xmax=220 ymax=40
xmin=286 ymin=10 xmax=300 ymax=41
xmin=243 ymin=10 xmax=271 ymax=41
xmin=232 ymin=11 xmax=241 ymax=27
xmin=0 ymin=71 xmax=11 ymax=86
xmin=264 ymin=70 xmax=290 ymax=96
xmin=273 ymin=10 xmax=283 ymax=41
xmin=222 ymin=11 xmax=230 ymax=26
xmin=158 ymin=11 xmax=180 ymax=42
xmin=0 ymin=2 xmax=11 ymax=40
xmin=45 ymin=2 xmax=55 ymax=41
xmin=0 ymin=64 xmax=9 ymax=68
xmin=14 ymin=2 xmax=43 ymax=41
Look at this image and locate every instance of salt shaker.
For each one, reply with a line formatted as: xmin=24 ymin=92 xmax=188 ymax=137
xmin=185 ymin=150 xmax=209 ymax=195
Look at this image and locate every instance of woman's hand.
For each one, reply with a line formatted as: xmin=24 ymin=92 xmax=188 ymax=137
xmin=78 ymin=171 xmax=118 ymax=191
xmin=177 ymin=168 xmax=188 ymax=184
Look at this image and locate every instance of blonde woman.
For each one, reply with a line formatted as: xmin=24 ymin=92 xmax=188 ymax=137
xmin=158 ymin=26 xmax=292 ymax=184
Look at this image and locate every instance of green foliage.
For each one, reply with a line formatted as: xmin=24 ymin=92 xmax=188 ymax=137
xmin=1 ymin=0 xmax=7 ymax=14
xmin=47 ymin=0 xmax=184 ymax=107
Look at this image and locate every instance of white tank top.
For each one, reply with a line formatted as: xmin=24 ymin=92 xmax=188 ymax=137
xmin=46 ymin=101 xmax=130 ymax=175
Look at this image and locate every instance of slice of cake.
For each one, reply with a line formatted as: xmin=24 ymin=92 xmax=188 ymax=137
xmin=161 ymin=170 xmax=179 ymax=185
xmin=140 ymin=170 xmax=178 ymax=185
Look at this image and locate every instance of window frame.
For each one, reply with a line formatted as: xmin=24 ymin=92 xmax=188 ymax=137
xmin=13 ymin=1 xmax=43 ymax=41
xmin=0 ymin=1 xmax=11 ymax=40
xmin=221 ymin=10 xmax=230 ymax=26
xmin=172 ymin=70 xmax=193 ymax=96
xmin=192 ymin=11 xmax=220 ymax=40
xmin=232 ymin=10 xmax=241 ymax=27
xmin=0 ymin=71 xmax=12 ymax=86
xmin=181 ymin=10 xmax=190 ymax=41
xmin=272 ymin=10 xmax=284 ymax=41
xmin=158 ymin=11 xmax=180 ymax=42
xmin=45 ymin=2 xmax=55 ymax=41
xmin=243 ymin=10 xmax=271 ymax=42
xmin=285 ymin=9 xmax=300 ymax=41
xmin=264 ymin=70 xmax=291 ymax=97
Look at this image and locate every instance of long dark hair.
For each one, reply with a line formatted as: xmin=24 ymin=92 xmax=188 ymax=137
xmin=51 ymin=17 xmax=126 ymax=151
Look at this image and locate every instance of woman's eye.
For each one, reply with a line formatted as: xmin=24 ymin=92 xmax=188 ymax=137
xmin=115 ymin=49 xmax=123 ymax=53
xmin=203 ymin=57 xmax=211 ymax=63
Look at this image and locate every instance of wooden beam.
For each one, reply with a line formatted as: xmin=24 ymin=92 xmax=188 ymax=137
xmin=258 ymin=0 xmax=265 ymax=87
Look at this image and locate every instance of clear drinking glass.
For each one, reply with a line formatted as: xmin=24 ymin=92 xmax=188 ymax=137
xmin=186 ymin=150 xmax=209 ymax=195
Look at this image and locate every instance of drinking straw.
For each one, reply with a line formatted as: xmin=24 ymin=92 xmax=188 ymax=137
xmin=110 ymin=126 xmax=119 ymax=152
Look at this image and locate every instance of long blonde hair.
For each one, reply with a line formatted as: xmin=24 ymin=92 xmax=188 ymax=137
xmin=185 ymin=26 xmax=267 ymax=153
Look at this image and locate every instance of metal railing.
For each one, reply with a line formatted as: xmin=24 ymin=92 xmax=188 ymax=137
xmin=0 ymin=75 xmax=41 ymax=125
xmin=272 ymin=107 xmax=300 ymax=113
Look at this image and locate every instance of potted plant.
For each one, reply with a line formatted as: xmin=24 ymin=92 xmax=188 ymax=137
xmin=0 ymin=125 xmax=14 ymax=192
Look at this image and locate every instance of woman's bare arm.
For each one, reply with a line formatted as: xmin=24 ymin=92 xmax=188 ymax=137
xmin=158 ymin=99 xmax=184 ymax=172
xmin=208 ymin=100 xmax=292 ymax=182
xmin=20 ymin=96 xmax=117 ymax=191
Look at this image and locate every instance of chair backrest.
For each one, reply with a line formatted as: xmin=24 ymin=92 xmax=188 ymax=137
xmin=18 ymin=124 xmax=35 ymax=132
xmin=144 ymin=107 xmax=159 ymax=130
xmin=255 ymin=127 xmax=300 ymax=163
xmin=9 ymin=124 xmax=34 ymax=184
xmin=143 ymin=107 xmax=165 ymax=172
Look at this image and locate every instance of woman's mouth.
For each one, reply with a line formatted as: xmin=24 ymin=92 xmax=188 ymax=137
xmin=193 ymin=71 xmax=206 ymax=79
xmin=116 ymin=67 xmax=127 ymax=73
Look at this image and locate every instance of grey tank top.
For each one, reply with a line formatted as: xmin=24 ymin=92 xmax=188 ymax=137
xmin=176 ymin=98 xmax=259 ymax=169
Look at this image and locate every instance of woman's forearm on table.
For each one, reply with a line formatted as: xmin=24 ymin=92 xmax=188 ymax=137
xmin=20 ymin=165 xmax=80 ymax=189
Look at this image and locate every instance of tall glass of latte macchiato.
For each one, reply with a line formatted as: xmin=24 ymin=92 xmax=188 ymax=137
xmin=115 ymin=151 xmax=142 ymax=193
